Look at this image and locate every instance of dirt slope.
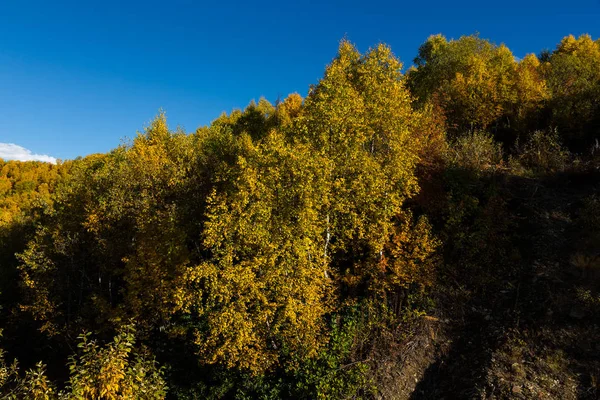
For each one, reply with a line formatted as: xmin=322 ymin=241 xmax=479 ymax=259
xmin=408 ymin=171 xmax=600 ymax=399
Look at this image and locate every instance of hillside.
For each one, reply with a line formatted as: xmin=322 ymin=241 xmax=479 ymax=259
xmin=1 ymin=34 xmax=599 ymax=399
xmin=412 ymin=170 xmax=600 ymax=399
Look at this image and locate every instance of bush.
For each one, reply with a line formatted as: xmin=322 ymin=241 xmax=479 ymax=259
xmin=588 ymin=138 xmax=600 ymax=171
xmin=515 ymin=129 xmax=569 ymax=174
xmin=447 ymin=131 xmax=503 ymax=173
xmin=580 ymin=195 xmax=600 ymax=231
xmin=0 ymin=325 xmax=167 ymax=399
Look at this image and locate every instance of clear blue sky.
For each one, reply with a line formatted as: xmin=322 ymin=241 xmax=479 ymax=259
xmin=1 ymin=0 xmax=599 ymax=160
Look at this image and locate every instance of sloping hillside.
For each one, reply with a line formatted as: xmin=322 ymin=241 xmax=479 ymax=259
xmin=411 ymin=169 xmax=600 ymax=399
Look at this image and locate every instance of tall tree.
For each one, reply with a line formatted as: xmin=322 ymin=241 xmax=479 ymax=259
xmin=509 ymin=53 xmax=550 ymax=135
xmin=182 ymin=130 xmax=332 ymax=373
xmin=299 ymin=40 xmax=435 ymax=296
xmin=408 ymin=34 xmax=517 ymax=135
xmin=545 ymin=34 xmax=600 ymax=150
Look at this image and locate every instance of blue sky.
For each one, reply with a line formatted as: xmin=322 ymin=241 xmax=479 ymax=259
xmin=1 ymin=0 xmax=600 ymax=161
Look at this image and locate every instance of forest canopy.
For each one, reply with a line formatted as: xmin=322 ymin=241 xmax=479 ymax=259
xmin=1 ymin=34 xmax=599 ymax=399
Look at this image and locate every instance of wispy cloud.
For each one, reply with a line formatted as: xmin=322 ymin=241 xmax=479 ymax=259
xmin=0 ymin=143 xmax=57 ymax=164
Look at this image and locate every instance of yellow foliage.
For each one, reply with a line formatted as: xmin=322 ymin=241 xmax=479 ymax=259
xmin=183 ymin=130 xmax=333 ymax=373
xmin=545 ymin=34 xmax=600 ymax=147
xmin=0 ymin=159 xmax=66 ymax=227
xmin=0 ymin=327 xmax=166 ymax=399
xmin=381 ymin=213 xmax=440 ymax=290
xmin=276 ymin=92 xmax=303 ymax=127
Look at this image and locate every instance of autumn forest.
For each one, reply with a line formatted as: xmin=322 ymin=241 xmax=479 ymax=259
xmin=1 ymin=34 xmax=600 ymax=399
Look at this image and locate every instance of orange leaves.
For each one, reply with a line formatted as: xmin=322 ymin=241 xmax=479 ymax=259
xmin=276 ymin=93 xmax=303 ymax=127
xmin=342 ymin=211 xmax=440 ymax=299
xmin=381 ymin=213 xmax=440 ymax=291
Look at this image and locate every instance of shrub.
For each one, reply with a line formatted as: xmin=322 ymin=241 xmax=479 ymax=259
xmin=0 ymin=325 xmax=167 ymax=399
xmin=515 ymin=129 xmax=569 ymax=174
xmin=66 ymin=325 xmax=167 ymax=399
xmin=588 ymin=138 xmax=600 ymax=170
xmin=447 ymin=131 xmax=503 ymax=172
xmin=580 ymin=195 xmax=600 ymax=231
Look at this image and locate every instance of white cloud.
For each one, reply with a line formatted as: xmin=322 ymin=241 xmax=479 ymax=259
xmin=0 ymin=143 xmax=57 ymax=164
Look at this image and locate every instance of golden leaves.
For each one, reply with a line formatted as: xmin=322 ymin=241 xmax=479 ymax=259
xmin=187 ymin=130 xmax=332 ymax=374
